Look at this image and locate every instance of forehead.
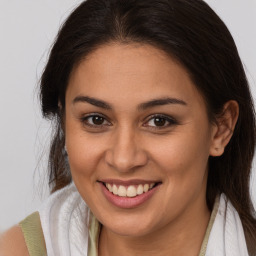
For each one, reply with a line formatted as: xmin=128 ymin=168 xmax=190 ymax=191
xmin=66 ymin=42 xmax=204 ymax=108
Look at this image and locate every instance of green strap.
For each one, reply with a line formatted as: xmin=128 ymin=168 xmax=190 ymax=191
xmin=19 ymin=211 xmax=47 ymax=256
xmin=198 ymin=196 xmax=220 ymax=256
xmin=88 ymin=211 xmax=101 ymax=256
xmin=18 ymin=198 xmax=218 ymax=256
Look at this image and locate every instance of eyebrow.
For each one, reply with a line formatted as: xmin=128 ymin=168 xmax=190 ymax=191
xmin=73 ymin=96 xmax=112 ymax=109
xmin=138 ymin=97 xmax=187 ymax=110
xmin=72 ymin=96 xmax=187 ymax=110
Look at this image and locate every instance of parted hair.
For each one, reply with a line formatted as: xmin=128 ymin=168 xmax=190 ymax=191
xmin=40 ymin=0 xmax=256 ymax=253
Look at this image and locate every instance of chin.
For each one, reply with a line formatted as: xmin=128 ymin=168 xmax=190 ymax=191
xmin=101 ymin=213 xmax=159 ymax=237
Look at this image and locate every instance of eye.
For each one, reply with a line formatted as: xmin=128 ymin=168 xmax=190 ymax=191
xmin=81 ymin=114 xmax=111 ymax=127
xmin=144 ymin=115 xmax=177 ymax=129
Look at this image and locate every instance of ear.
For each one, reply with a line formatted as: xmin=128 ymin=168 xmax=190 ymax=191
xmin=210 ymin=100 xmax=239 ymax=157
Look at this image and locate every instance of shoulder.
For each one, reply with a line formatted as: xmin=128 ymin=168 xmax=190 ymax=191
xmin=0 ymin=225 xmax=29 ymax=256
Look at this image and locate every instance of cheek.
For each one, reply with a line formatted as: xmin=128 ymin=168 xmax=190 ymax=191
xmin=146 ymin=129 xmax=211 ymax=215
xmin=67 ymin=138 xmax=104 ymax=178
xmin=65 ymin=119 xmax=105 ymax=183
xmin=149 ymin=125 xmax=211 ymax=183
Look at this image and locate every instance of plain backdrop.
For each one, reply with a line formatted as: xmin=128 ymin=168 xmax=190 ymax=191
xmin=0 ymin=0 xmax=256 ymax=231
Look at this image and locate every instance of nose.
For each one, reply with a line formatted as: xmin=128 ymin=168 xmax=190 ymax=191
xmin=104 ymin=127 xmax=148 ymax=173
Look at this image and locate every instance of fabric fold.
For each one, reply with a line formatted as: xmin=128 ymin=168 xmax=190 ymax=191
xmin=39 ymin=183 xmax=89 ymax=256
xmin=205 ymin=194 xmax=249 ymax=256
xmin=38 ymin=184 xmax=249 ymax=256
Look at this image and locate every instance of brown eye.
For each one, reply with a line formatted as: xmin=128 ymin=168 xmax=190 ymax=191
xmin=92 ymin=116 xmax=104 ymax=125
xmin=153 ymin=117 xmax=167 ymax=126
xmin=145 ymin=115 xmax=177 ymax=129
xmin=81 ymin=114 xmax=111 ymax=127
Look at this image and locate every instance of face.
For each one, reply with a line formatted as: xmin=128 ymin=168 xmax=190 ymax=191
xmin=65 ymin=43 xmax=217 ymax=237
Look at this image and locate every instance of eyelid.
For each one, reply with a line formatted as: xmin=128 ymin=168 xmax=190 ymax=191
xmin=79 ymin=112 xmax=178 ymax=131
xmin=143 ymin=114 xmax=178 ymax=128
xmin=80 ymin=113 xmax=112 ymax=127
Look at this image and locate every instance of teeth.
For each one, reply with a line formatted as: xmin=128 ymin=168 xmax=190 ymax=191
xmin=105 ymin=183 xmax=156 ymax=197
xmin=143 ymin=184 xmax=149 ymax=192
xmin=113 ymin=184 xmax=118 ymax=195
xmin=106 ymin=183 xmax=113 ymax=192
xmin=117 ymin=185 xmax=127 ymax=197
xmin=127 ymin=186 xmax=137 ymax=197
xmin=137 ymin=184 xmax=144 ymax=195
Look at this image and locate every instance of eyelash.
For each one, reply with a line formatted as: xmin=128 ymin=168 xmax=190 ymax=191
xmin=143 ymin=114 xmax=178 ymax=130
xmin=80 ymin=113 xmax=111 ymax=129
xmin=80 ymin=113 xmax=178 ymax=130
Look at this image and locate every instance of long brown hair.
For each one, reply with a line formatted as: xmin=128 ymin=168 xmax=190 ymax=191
xmin=40 ymin=0 xmax=256 ymax=253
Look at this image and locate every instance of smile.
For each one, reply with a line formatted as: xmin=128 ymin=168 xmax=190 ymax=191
xmin=104 ymin=183 xmax=155 ymax=197
xmin=99 ymin=180 xmax=161 ymax=208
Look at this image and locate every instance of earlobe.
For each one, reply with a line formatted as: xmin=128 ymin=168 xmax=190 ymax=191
xmin=210 ymin=145 xmax=224 ymax=157
xmin=210 ymin=100 xmax=239 ymax=157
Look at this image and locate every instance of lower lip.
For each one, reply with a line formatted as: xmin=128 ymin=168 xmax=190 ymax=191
xmin=100 ymin=183 xmax=160 ymax=209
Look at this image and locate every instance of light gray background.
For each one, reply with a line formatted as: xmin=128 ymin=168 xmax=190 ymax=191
xmin=0 ymin=0 xmax=255 ymax=231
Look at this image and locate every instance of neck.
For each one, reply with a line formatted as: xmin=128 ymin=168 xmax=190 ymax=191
xmin=98 ymin=196 xmax=210 ymax=256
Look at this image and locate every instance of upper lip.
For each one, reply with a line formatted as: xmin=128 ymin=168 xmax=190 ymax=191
xmin=98 ymin=179 xmax=162 ymax=186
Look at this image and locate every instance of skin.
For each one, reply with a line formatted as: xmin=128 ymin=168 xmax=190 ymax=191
xmin=0 ymin=42 xmax=238 ymax=255
xmin=65 ymin=42 xmax=238 ymax=256
xmin=0 ymin=226 xmax=29 ymax=255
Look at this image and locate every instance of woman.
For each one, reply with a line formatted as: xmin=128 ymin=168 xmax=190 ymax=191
xmin=1 ymin=0 xmax=256 ymax=255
